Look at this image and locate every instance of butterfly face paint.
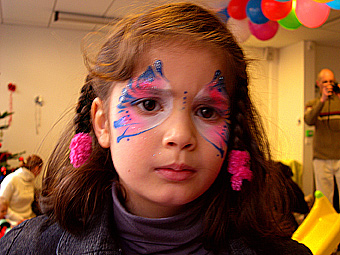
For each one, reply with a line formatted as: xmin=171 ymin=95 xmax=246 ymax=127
xmin=192 ymin=70 xmax=230 ymax=158
xmin=114 ymin=60 xmax=172 ymax=143
xmin=113 ymin=60 xmax=230 ymax=158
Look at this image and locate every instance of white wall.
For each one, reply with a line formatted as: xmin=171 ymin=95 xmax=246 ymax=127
xmin=0 ymin=25 xmax=88 ymax=173
xmin=303 ymin=41 xmax=316 ymax=197
xmin=243 ymin=47 xmax=280 ymax=157
xmin=246 ymin=42 xmax=315 ymax=195
xmin=244 ymin=43 xmax=305 ymax=162
xmin=316 ymin=45 xmax=340 ymax=78
xmin=277 ymin=42 xmax=305 ymax=162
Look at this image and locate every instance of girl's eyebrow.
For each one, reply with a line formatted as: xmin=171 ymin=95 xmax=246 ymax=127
xmin=132 ymin=84 xmax=173 ymax=96
xmin=194 ymin=95 xmax=229 ymax=106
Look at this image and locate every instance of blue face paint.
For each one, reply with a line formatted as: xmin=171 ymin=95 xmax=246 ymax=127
xmin=113 ymin=60 xmax=173 ymax=143
xmin=192 ymin=70 xmax=230 ymax=158
xmin=182 ymin=91 xmax=188 ymax=110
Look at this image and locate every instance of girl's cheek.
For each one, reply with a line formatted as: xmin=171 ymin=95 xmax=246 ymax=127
xmin=113 ymin=102 xmax=173 ymax=143
xmin=113 ymin=109 xmax=146 ymax=143
xmin=194 ymin=119 xmax=230 ymax=158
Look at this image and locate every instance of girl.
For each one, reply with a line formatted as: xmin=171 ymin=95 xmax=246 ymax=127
xmin=0 ymin=2 xmax=311 ymax=254
xmin=0 ymin=154 xmax=43 ymax=224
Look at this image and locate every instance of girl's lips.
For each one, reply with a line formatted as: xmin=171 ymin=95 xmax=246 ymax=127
xmin=155 ymin=164 xmax=196 ymax=182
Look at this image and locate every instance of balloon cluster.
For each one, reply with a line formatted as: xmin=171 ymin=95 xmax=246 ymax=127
xmin=215 ymin=0 xmax=339 ymax=42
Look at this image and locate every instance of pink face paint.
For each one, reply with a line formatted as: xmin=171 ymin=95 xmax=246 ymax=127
xmin=114 ymin=60 xmax=173 ymax=143
xmin=192 ymin=70 xmax=230 ymax=158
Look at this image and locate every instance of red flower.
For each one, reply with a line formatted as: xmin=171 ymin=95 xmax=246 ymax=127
xmin=8 ymin=83 xmax=16 ymax=92
xmin=228 ymin=150 xmax=252 ymax=191
xmin=69 ymin=133 xmax=92 ymax=168
xmin=19 ymin=156 xmax=24 ymax=161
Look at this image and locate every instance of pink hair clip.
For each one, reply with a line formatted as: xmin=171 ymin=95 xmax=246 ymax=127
xmin=228 ymin=150 xmax=252 ymax=191
xmin=69 ymin=132 xmax=92 ymax=168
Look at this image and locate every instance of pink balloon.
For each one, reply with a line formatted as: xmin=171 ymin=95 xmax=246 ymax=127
xmin=227 ymin=17 xmax=251 ymax=43
xmin=248 ymin=20 xmax=279 ymax=41
xmin=227 ymin=0 xmax=249 ymax=20
xmin=295 ymin=0 xmax=330 ymax=28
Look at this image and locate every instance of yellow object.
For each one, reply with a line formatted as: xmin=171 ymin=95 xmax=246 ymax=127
xmin=292 ymin=190 xmax=340 ymax=255
xmin=280 ymin=160 xmax=303 ymax=188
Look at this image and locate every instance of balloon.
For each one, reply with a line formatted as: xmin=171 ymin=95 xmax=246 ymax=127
xmin=246 ymin=0 xmax=269 ymax=24
xmin=227 ymin=0 xmax=249 ymax=20
xmin=227 ymin=17 xmax=251 ymax=43
xmin=327 ymin=0 xmax=340 ymax=9
xmin=313 ymin=0 xmax=332 ymax=2
xmin=217 ymin=7 xmax=230 ymax=23
xmin=278 ymin=7 xmax=302 ymax=29
xmin=248 ymin=20 xmax=279 ymax=40
xmin=261 ymin=0 xmax=292 ymax=21
xmin=295 ymin=0 xmax=330 ymax=28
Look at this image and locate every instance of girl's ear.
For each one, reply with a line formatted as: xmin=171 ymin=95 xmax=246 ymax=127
xmin=91 ymin=97 xmax=110 ymax=148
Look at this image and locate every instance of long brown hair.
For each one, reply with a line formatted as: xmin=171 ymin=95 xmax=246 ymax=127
xmin=40 ymin=2 xmax=293 ymax=251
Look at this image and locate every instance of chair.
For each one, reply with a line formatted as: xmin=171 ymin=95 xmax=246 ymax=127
xmin=292 ymin=190 xmax=340 ymax=255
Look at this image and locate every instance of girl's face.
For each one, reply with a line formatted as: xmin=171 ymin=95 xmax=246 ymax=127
xmin=94 ymin=45 xmax=231 ymax=218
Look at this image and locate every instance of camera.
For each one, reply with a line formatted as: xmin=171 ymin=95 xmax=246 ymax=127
xmin=333 ymin=82 xmax=340 ymax=94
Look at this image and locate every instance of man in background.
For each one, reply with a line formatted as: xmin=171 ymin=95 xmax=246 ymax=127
xmin=304 ymin=68 xmax=340 ymax=210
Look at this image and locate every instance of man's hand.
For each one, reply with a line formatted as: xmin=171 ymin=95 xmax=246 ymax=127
xmin=320 ymin=83 xmax=333 ymax=102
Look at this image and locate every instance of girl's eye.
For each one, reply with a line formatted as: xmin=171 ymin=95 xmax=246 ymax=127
xmin=196 ymin=107 xmax=219 ymax=119
xmin=136 ymin=99 xmax=161 ymax=112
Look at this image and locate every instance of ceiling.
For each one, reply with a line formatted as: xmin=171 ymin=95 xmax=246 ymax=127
xmin=1 ymin=0 xmax=340 ymax=48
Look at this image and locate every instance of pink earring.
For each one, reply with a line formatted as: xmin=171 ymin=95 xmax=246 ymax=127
xmin=228 ymin=150 xmax=252 ymax=191
xmin=69 ymin=132 xmax=92 ymax=168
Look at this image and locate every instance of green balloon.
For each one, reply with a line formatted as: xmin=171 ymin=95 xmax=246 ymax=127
xmin=278 ymin=9 xmax=301 ymax=30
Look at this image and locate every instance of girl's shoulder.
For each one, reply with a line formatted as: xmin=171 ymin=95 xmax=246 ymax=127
xmin=266 ymin=238 xmax=312 ymax=255
xmin=0 ymin=205 xmax=121 ymax=254
xmin=0 ymin=215 xmax=63 ymax=254
xmin=229 ymin=237 xmax=312 ymax=255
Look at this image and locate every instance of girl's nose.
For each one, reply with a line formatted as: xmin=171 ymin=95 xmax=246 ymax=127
xmin=162 ymin=113 xmax=197 ymax=151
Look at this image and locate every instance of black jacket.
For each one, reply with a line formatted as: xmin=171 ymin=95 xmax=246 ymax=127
xmin=0 ymin=193 xmax=312 ymax=255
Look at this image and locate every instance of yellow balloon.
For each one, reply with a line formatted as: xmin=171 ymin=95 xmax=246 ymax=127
xmin=313 ymin=0 xmax=332 ymax=2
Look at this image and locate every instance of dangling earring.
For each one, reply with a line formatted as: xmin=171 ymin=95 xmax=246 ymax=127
xmin=69 ymin=132 xmax=92 ymax=168
xmin=228 ymin=150 xmax=252 ymax=191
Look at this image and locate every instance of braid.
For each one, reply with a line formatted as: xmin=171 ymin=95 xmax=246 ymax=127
xmin=232 ymin=106 xmax=247 ymax=150
xmin=74 ymin=76 xmax=97 ymax=134
xmin=230 ymin=83 xmax=251 ymax=151
xmin=230 ymin=77 xmax=270 ymax=159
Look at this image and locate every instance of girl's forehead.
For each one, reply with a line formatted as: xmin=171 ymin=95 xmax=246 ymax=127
xmin=133 ymin=46 xmax=230 ymax=90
